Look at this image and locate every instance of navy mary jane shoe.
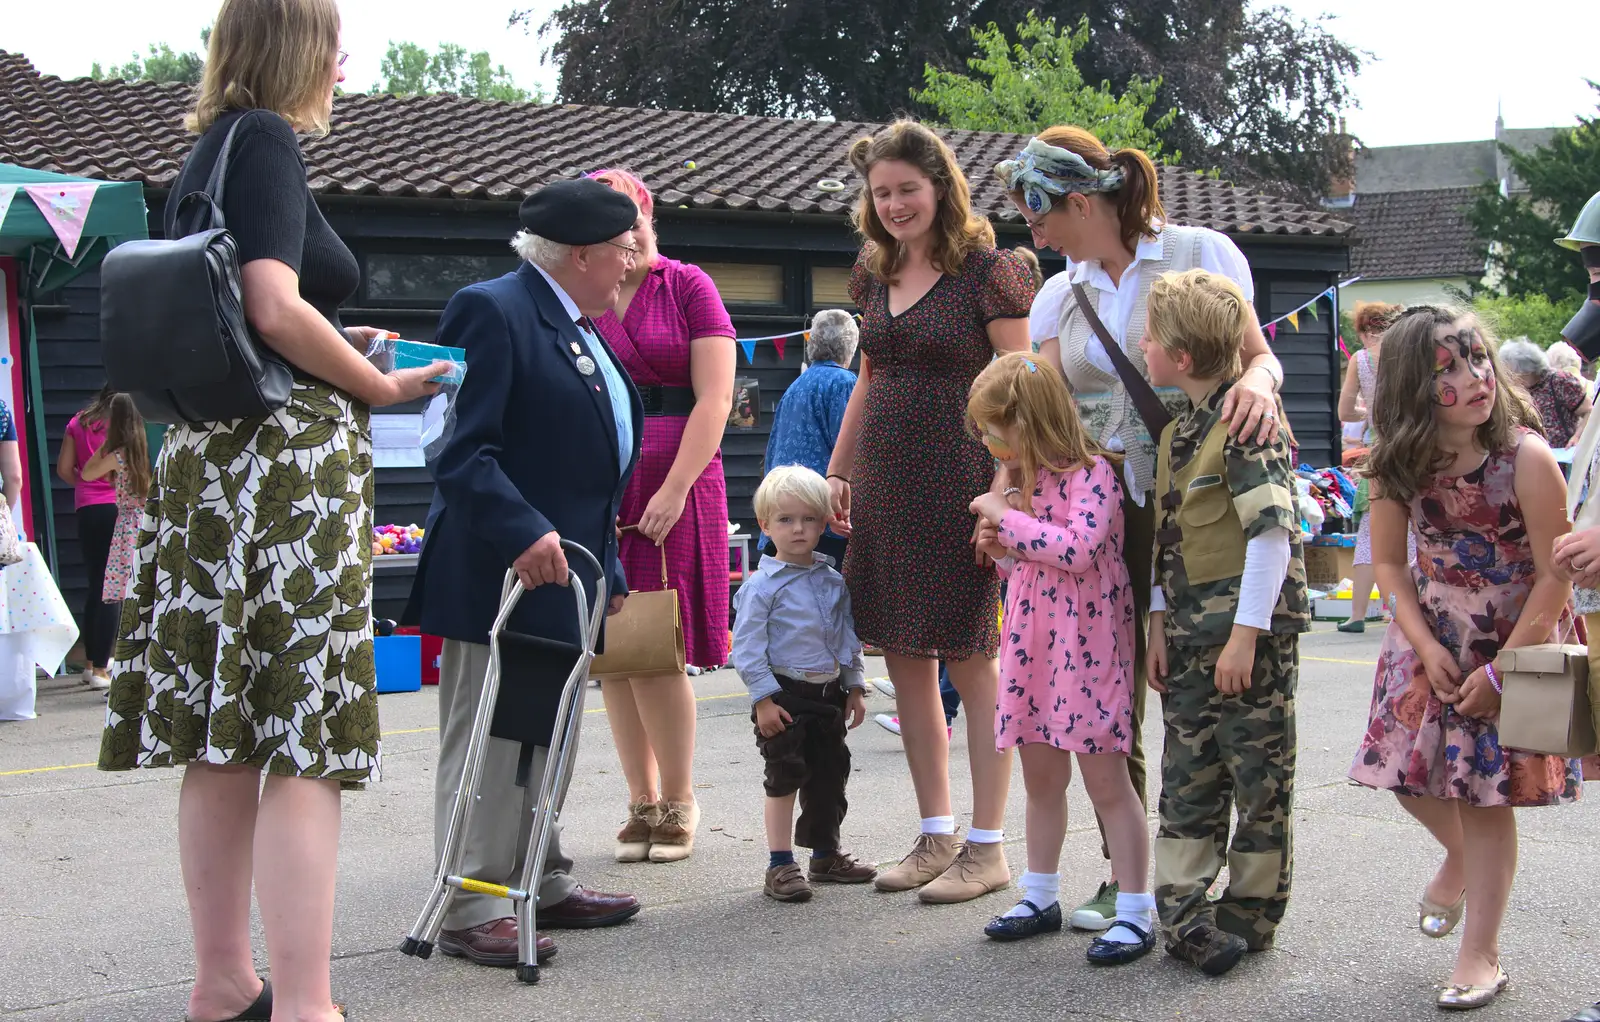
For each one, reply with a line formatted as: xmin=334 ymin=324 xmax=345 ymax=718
xmin=984 ymin=900 xmax=1063 ymax=941
xmin=1086 ymin=921 xmax=1157 ymax=965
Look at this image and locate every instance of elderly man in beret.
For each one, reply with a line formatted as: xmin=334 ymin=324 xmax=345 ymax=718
xmin=406 ymin=179 xmax=646 ymax=969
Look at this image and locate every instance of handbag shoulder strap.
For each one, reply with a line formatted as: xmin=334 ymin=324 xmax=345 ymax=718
xmin=619 ymin=524 xmax=669 ymax=589
xmin=1070 ymin=281 xmax=1172 ymax=437
xmin=174 ymin=113 xmax=252 ymax=237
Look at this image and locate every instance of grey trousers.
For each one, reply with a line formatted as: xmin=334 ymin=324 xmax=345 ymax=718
xmin=435 ymin=638 xmax=579 ymax=930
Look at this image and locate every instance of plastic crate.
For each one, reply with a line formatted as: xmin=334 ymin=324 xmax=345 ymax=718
xmin=375 ymin=634 xmax=422 ymax=693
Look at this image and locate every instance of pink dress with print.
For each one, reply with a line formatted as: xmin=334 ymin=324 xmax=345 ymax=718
xmin=596 ymin=257 xmax=736 ymax=669
xmin=102 ymin=451 xmax=143 ymax=603
xmin=1349 ymin=434 xmax=1582 ymax=807
xmin=994 ymin=457 xmax=1137 ymax=754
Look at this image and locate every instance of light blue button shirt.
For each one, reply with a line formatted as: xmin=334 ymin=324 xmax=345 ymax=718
xmin=731 ymin=553 xmax=866 ymax=704
xmin=533 ymin=265 xmax=634 ymax=464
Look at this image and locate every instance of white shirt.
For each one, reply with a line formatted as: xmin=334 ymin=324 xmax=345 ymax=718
xmin=1029 ymin=271 xmax=1074 ymax=346
xmin=1067 ymin=225 xmax=1255 ymax=377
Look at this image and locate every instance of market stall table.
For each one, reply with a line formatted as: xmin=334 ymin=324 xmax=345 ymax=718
xmin=0 ymin=543 xmax=79 ymax=720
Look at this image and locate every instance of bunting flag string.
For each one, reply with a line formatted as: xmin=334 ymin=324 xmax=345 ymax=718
xmin=0 ymin=186 xmax=16 ymax=232
xmin=22 ymin=181 xmax=101 ymax=259
xmin=1266 ymin=323 xmax=1278 ymax=341
xmin=737 ymin=339 xmax=757 ymax=364
xmin=772 ymin=336 xmax=787 ymax=363
xmin=1285 ymin=310 xmax=1300 ymax=331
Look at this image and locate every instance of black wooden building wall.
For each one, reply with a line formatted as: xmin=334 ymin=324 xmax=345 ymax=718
xmin=28 ymin=194 xmax=1347 ymax=625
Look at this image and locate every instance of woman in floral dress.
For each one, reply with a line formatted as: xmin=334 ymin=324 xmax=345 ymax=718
xmin=1349 ymin=306 xmax=1580 ymax=1012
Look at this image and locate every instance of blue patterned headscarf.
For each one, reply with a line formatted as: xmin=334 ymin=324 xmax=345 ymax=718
xmin=994 ymin=138 xmax=1126 ymax=215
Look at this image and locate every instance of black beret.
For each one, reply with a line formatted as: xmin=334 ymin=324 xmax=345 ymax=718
xmin=518 ymin=179 xmax=639 ymax=246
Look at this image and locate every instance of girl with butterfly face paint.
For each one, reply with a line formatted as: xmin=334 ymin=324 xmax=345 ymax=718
xmin=1352 ymin=306 xmax=1579 ymax=1010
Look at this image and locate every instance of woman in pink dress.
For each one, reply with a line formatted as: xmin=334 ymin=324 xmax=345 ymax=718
xmin=591 ymin=168 xmax=737 ymax=864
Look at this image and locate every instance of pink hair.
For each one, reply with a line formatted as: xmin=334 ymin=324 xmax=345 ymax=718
xmin=586 ymin=168 xmax=654 ymax=219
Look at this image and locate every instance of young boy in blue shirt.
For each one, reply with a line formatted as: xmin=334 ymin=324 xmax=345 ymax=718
xmin=731 ymin=465 xmax=874 ymax=902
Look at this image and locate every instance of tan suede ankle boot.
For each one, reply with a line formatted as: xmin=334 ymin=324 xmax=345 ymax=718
xmin=872 ymin=832 xmax=960 ymax=892
xmin=918 ymin=839 xmax=1010 ymax=904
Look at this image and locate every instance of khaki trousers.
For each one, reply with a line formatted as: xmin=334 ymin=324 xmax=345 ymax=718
xmin=435 ymin=639 xmax=578 ymax=930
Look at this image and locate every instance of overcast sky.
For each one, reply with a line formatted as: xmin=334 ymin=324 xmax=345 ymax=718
xmin=7 ymin=0 xmax=1597 ymax=149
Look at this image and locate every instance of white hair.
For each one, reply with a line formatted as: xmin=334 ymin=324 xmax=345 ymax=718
xmin=1547 ymin=340 xmax=1584 ymax=373
xmin=1497 ymin=337 xmax=1549 ymax=378
xmin=806 ymin=309 xmax=859 ymax=366
xmin=510 ymin=230 xmax=572 ymax=273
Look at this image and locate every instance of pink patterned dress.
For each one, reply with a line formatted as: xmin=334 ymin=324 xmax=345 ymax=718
xmin=102 ymin=451 xmax=143 ymax=603
xmin=1349 ymin=435 xmax=1582 ymax=807
xmin=994 ymin=457 xmax=1136 ymax=754
xmin=596 ymin=256 xmax=736 ymax=669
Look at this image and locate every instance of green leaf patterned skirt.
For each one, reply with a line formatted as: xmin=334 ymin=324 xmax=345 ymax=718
xmin=98 ymin=379 xmax=381 ymax=786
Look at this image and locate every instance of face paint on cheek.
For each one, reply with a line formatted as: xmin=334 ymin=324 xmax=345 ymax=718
xmin=1434 ymin=345 xmax=1454 ymax=374
xmin=1435 ymin=381 xmax=1458 ymax=407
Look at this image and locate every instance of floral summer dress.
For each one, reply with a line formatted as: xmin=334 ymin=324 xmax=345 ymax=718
xmin=101 ymin=450 xmax=143 ymax=603
xmin=993 ymin=458 xmax=1135 ymax=753
xmin=1349 ymin=436 xmax=1582 ymax=807
xmin=845 ymin=246 xmax=1035 ymax=658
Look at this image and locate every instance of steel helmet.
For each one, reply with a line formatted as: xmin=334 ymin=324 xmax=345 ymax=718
xmin=1557 ymin=191 xmax=1600 ymax=250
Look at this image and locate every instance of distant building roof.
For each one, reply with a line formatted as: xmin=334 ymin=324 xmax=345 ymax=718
xmin=0 ymin=51 xmax=1354 ymax=240
xmin=1354 ymin=127 xmax=1560 ymax=195
xmin=1346 ymin=187 xmax=1483 ymax=281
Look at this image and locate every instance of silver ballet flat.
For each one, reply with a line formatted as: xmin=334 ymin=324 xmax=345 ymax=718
xmin=1419 ymin=890 xmax=1466 ymax=938
xmin=1436 ymin=967 xmax=1509 ymax=1011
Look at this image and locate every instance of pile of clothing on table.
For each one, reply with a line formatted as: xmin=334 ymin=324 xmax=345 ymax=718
xmin=1294 ymin=464 xmax=1357 ymax=535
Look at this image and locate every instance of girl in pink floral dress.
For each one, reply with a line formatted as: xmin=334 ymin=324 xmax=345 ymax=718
xmin=1350 ymin=307 xmax=1580 ymax=1011
xmin=967 ymin=353 xmax=1146 ymax=961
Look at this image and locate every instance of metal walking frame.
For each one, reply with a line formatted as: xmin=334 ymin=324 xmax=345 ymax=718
xmin=401 ymin=541 xmax=607 ymax=984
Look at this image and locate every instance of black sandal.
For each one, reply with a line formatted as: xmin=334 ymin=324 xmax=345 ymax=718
xmin=186 ymin=979 xmax=272 ymax=1022
xmin=984 ymin=899 xmax=1063 ymax=941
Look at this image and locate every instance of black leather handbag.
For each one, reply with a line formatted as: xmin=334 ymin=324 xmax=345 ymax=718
xmin=99 ymin=117 xmax=294 ymax=425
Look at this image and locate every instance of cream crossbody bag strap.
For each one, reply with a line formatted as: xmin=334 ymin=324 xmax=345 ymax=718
xmin=1567 ymin=390 xmax=1600 ymax=527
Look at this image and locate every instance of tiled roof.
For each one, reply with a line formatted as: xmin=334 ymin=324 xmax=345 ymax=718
xmin=1346 ymin=187 xmax=1484 ymax=280
xmin=1 ymin=51 xmax=1353 ymax=239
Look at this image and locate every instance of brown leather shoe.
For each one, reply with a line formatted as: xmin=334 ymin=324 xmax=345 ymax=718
xmin=809 ymin=851 xmax=877 ymax=884
xmin=437 ymin=917 xmax=555 ymax=967
xmin=538 ymin=886 xmax=641 ymax=929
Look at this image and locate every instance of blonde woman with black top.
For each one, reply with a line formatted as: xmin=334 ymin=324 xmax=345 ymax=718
xmin=96 ymin=2 xmax=444 ymax=1019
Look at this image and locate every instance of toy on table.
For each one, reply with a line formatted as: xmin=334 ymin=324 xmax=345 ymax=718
xmin=372 ymin=523 xmax=425 ymax=556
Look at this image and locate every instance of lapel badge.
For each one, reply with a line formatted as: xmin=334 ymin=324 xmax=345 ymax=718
xmin=570 ymin=341 xmax=582 ymax=355
xmin=576 ymin=355 xmax=597 ymax=376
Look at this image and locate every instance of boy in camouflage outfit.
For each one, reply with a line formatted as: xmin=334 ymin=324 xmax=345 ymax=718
xmin=1137 ymin=269 xmax=1310 ymax=976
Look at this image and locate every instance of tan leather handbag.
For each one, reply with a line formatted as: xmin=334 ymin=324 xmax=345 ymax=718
xmin=590 ymin=526 xmax=686 ymax=680
xmin=1495 ymin=641 xmax=1597 ymax=758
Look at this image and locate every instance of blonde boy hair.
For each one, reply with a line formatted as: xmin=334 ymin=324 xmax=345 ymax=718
xmin=1145 ymin=268 xmax=1251 ymax=381
xmin=754 ymin=465 xmax=832 ymax=523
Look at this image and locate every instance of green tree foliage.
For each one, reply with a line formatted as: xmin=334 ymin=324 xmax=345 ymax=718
xmin=531 ymin=0 xmax=1361 ymax=197
xmin=1467 ymin=83 xmax=1600 ymax=305
xmin=373 ymin=42 xmax=537 ymax=102
xmin=913 ymin=14 xmax=1175 ymax=156
xmin=89 ymin=29 xmax=210 ymax=85
xmin=1472 ymin=292 xmax=1584 ymax=347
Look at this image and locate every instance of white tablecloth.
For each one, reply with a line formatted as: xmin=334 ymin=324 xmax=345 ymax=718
xmin=0 ymin=543 xmax=80 ymax=721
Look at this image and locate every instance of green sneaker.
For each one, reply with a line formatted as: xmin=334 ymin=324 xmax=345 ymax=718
xmin=1070 ymin=880 xmax=1119 ymax=931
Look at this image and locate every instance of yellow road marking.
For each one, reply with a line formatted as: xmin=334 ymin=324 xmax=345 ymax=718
xmin=0 ymin=689 xmax=754 ymax=777
xmin=1304 ymin=656 xmax=1376 ymax=666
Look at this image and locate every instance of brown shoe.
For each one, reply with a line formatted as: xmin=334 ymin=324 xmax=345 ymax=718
xmin=809 ymin=851 xmax=877 ymax=884
xmin=538 ymin=886 xmax=641 ymax=929
xmin=615 ymin=800 xmax=660 ymax=863
xmin=873 ymin=832 xmax=960 ymax=893
xmin=918 ymin=840 xmax=1010 ymax=904
xmin=648 ymin=799 xmax=700 ymax=862
xmin=765 ymin=862 xmax=813 ymax=902
xmin=437 ymin=917 xmax=556 ymax=967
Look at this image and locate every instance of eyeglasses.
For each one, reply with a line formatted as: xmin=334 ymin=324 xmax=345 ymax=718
xmin=338 ymin=51 xmax=349 ymax=67
xmin=1022 ymin=210 xmax=1051 ymax=231
xmin=603 ymin=240 xmax=641 ymax=257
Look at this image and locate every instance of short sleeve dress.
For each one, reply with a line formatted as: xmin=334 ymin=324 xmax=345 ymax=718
xmin=845 ymin=246 xmax=1036 ymax=659
xmin=597 ymin=256 xmax=737 ymax=669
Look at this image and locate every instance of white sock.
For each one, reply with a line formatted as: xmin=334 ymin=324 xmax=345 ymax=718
xmin=1003 ymin=871 xmax=1060 ymax=918
xmin=966 ymin=827 xmax=1004 ymax=844
xmin=920 ymin=815 xmax=955 ymax=835
xmin=1101 ymin=891 xmax=1157 ymax=944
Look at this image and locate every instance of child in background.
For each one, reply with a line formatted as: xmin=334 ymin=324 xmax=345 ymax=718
xmin=966 ymin=353 xmax=1150 ymax=966
xmin=79 ymin=394 xmax=150 ymax=604
xmin=731 ymin=465 xmax=874 ymax=903
xmin=1140 ymin=269 xmax=1309 ymax=976
xmin=1349 ymin=306 xmax=1578 ymax=1011
xmin=57 ymin=385 xmax=121 ymax=688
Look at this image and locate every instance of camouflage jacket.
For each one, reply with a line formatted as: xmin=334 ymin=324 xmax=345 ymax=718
xmin=1154 ymin=380 xmax=1311 ymax=647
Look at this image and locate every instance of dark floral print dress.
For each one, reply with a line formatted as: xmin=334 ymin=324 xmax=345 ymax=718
xmin=1349 ymin=434 xmax=1581 ymax=807
xmin=845 ymin=246 xmax=1035 ymax=659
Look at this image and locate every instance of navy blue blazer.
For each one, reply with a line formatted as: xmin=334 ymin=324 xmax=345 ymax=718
xmin=404 ymin=263 xmax=643 ymax=651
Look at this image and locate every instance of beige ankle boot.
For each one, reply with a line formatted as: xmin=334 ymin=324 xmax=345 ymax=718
xmin=872 ymin=832 xmax=960 ymax=892
xmin=648 ymin=799 xmax=700 ymax=862
xmin=918 ymin=839 xmax=1010 ymax=904
xmin=615 ymin=800 xmax=660 ymax=862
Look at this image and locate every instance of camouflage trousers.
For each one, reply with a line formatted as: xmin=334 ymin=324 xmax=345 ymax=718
xmin=1154 ymin=631 xmax=1297 ymax=950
